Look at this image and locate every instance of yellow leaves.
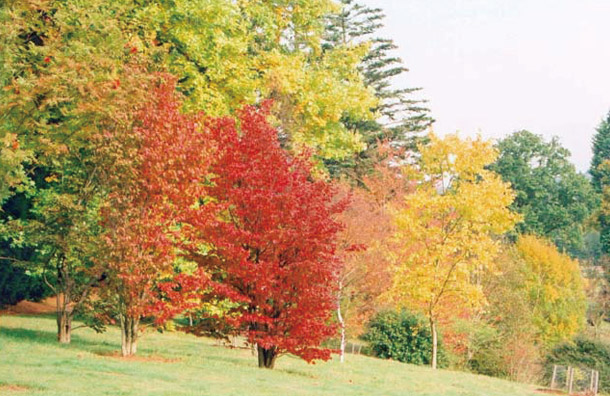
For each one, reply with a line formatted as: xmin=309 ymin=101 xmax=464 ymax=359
xmin=419 ymin=133 xmax=498 ymax=184
xmin=516 ymin=235 xmax=586 ymax=345
xmin=44 ymin=175 xmax=59 ymax=183
xmin=257 ymin=45 xmax=375 ymax=160
xmin=389 ymin=133 xmax=519 ymax=322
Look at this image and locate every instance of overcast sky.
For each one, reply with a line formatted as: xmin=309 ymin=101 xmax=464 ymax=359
xmin=360 ymin=0 xmax=610 ymax=172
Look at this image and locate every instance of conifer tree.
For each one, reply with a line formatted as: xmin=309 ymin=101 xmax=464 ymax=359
xmin=325 ymin=0 xmax=433 ymax=149
xmin=591 ymin=112 xmax=610 ymax=256
xmin=591 ymin=112 xmax=610 ymax=192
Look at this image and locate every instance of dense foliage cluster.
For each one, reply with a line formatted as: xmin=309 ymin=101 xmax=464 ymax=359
xmin=363 ymin=310 xmax=446 ymax=367
xmin=491 ymin=130 xmax=598 ymax=257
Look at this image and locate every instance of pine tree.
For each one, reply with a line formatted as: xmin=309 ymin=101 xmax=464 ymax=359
xmin=590 ymin=112 xmax=610 ymax=256
xmin=591 ymin=112 xmax=610 ymax=192
xmin=325 ymin=0 xmax=433 ymax=149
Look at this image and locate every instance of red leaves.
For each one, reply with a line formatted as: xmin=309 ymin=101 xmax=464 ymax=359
xmin=99 ymin=74 xmax=211 ymax=323
xmin=177 ymin=103 xmax=344 ymax=363
xmin=43 ymin=56 xmax=51 ymax=63
xmin=99 ymin=74 xmax=343 ymax=364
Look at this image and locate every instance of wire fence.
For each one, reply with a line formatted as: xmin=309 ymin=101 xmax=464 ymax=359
xmin=550 ymin=365 xmax=599 ymax=395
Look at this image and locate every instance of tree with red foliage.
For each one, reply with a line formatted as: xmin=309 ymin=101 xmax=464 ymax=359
xmin=99 ymin=75 xmax=212 ymax=356
xmin=335 ymin=148 xmax=413 ymax=363
xmin=180 ymin=104 xmax=345 ymax=368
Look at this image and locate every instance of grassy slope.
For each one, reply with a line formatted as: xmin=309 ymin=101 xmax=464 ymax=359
xmin=0 ymin=315 xmax=542 ymax=396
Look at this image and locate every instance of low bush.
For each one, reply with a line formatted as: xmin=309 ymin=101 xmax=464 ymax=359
xmin=362 ymin=309 xmax=447 ymax=367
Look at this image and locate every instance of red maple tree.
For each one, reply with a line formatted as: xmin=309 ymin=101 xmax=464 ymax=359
xmin=179 ymin=103 xmax=346 ymax=368
xmin=99 ymin=75 xmax=212 ymax=356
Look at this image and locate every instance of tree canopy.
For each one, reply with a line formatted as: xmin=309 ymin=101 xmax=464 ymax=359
xmin=491 ymin=130 xmax=598 ymax=257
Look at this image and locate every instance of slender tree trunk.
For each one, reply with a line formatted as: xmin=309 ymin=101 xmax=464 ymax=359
xmin=337 ymin=282 xmax=346 ymax=363
xmin=430 ymin=318 xmax=438 ymax=369
xmin=337 ymin=304 xmax=346 ymax=363
xmin=54 ymin=256 xmax=74 ymax=344
xmin=120 ymin=315 xmax=139 ymax=357
xmin=257 ymin=345 xmax=278 ymax=369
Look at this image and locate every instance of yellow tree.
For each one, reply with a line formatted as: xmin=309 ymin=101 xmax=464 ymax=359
xmin=133 ymin=0 xmax=377 ymax=163
xmin=390 ymin=133 xmax=519 ymax=369
xmin=516 ymin=235 xmax=586 ymax=345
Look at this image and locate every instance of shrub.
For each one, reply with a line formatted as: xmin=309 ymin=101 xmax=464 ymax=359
xmin=545 ymin=337 xmax=610 ymax=393
xmin=362 ymin=309 xmax=447 ymax=367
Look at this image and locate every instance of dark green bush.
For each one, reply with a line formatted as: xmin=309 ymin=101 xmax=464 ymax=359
xmin=362 ymin=309 xmax=447 ymax=367
xmin=545 ymin=337 xmax=610 ymax=393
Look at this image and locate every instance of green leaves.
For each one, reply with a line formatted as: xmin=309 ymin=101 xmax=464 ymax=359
xmin=491 ymin=130 xmax=598 ymax=257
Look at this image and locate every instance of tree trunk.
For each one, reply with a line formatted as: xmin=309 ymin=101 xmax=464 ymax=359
xmin=120 ymin=315 xmax=139 ymax=357
xmin=57 ymin=304 xmax=72 ymax=344
xmin=338 ymin=305 xmax=346 ymax=363
xmin=54 ymin=256 xmax=74 ymax=344
xmin=430 ymin=318 xmax=438 ymax=369
xmin=257 ymin=345 xmax=278 ymax=369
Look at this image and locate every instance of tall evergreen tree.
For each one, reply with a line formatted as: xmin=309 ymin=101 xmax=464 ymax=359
xmin=590 ymin=112 xmax=610 ymax=256
xmin=591 ymin=112 xmax=610 ymax=192
xmin=324 ymin=0 xmax=433 ymax=148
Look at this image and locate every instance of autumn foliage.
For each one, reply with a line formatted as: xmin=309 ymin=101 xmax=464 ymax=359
xmin=515 ymin=235 xmax=586 ymax=345
xmin=334 ymin=149 xmax=413 ymax=361
xmin=390 ymin=133 xmax=519 ymax=369
xmin=1 ymin=0 xmax=596 ymax=386
xmin=174 ymin=104 xmax=345 ymax=368
xmin=99 ymin=75 xmax=212 ymax=356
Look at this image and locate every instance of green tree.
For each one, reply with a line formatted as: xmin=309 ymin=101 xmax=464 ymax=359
xmin=590 ymin=112 xmax=610 ymax=192
xmin=325 ymin=0 xmax=432 ymax=146
xmin=0 ymin=0 xmax=152 ymax=342
xmin=323 ymin=0 xmax=433 ymax=178
xmin=491 ymin=130 xmax=598 ymax=257
xmin=590 ymin=113 xmax=610 ymax=256
xmin=363 ymin=309 xmax=446 ymax=367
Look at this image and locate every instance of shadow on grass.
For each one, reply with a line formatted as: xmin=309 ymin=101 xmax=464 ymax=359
xmin=278 ymin=368 xmax=318 ymax=379
xmin=0 ymin=326 xmax=116 ymax=353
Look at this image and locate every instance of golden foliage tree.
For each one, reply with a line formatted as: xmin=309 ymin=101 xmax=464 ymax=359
xmin=516 ymin=235 xmax=586 ymax=346
xmin=390 ymin=133 xmax=519 ymax=369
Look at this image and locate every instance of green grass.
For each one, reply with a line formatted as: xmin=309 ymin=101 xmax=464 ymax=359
xmin=0 ymin=315 xmax=542 ymax=396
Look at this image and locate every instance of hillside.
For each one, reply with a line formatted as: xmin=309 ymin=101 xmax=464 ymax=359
xmin=0 ymin=315 xmax=544 ymax=396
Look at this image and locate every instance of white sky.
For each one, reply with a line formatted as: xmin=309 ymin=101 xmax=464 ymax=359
xmin=360 ymin=0 xmax=610 ymax=172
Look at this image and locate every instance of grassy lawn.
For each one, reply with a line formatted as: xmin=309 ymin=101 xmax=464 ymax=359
xmin=0 ymin=315 xmax=542 ymax=396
